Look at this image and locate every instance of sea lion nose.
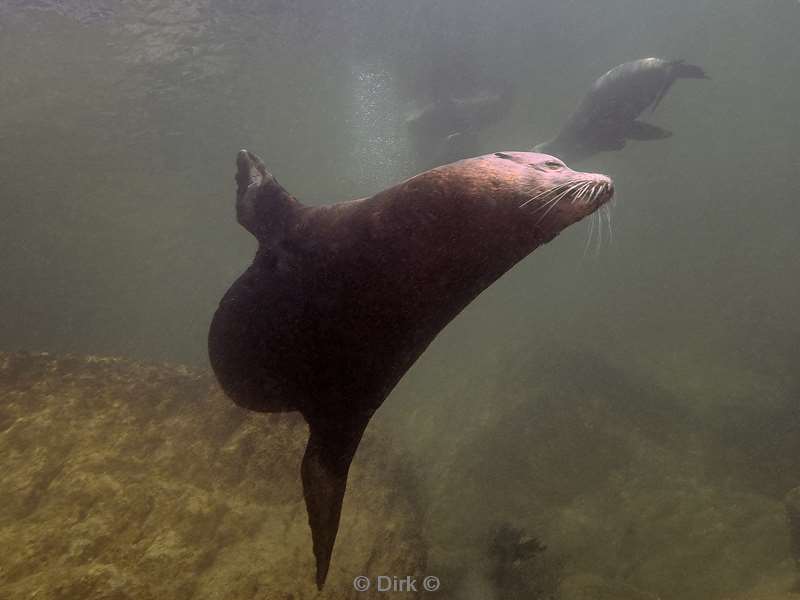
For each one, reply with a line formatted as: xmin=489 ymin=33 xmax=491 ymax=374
xmin=592 ymin=175 xmax=614 ymax=200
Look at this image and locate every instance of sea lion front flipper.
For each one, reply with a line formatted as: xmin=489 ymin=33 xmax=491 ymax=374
xmin=650 ymin=77 xmax=677 ymax=114
xmin=301 ymin=412 xmax=373 ymax=589
xmin=626 ymin=120 xmax=673 ymax=141
xmin=234 ymin=148 xmax=302 ymax=243
xmin=235 ymin=148 xmax=268 ymax=202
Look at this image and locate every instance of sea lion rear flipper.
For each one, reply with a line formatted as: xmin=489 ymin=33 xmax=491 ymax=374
xmin=626 ymin=120 xmax=673 ymax=141
xmin=301 ymin=412 xmax=372 ymax=589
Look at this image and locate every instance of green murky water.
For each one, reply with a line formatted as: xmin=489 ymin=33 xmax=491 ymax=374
xmin=1 ymin=2 xmax=798 ymax=598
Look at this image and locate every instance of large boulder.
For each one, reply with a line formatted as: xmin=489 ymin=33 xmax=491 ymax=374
xmin=0 ymin=352 xmax=426 ymax=599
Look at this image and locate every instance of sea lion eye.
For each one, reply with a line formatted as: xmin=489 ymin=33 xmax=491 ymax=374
xmin=544 ymin=161 xmax=563 ymax=170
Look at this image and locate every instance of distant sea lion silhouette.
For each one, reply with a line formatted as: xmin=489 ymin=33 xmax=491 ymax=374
xmin=535 ymin=58 xmax=709 ymax=162
xmin=406 ymin=87 xmax=514 ymax=140
xmin=407 ymin=86 xmax=514 ymax=169
xmin=208 ymin=149 xmax=614 ymax=588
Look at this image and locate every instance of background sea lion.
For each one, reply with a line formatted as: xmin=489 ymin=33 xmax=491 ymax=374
xmin=208 ymin=149 xmax=614 ymax=588
xmin=407 ymin=86 xmax=515 ymax=169
xmin=535 ymin=57 xmax=709 ymax=162
xmin=406 ymin=87 xmax=514 ymax=139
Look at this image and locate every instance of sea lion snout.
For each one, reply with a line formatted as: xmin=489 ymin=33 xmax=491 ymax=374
xmin=582 ymin=172 xmax=615 ymax=202
xmin=513 ymin=154 xmax=614 ymax=231
xmin=572 ymin=172 xmax=614 ymax=210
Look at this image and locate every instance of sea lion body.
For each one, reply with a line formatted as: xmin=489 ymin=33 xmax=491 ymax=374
xmin=208 ymin=150 xmax=613 ymax=587
xmin=535 ymin=57 xmax=709 ymax=162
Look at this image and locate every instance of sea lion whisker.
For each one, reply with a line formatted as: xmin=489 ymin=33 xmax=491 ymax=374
xmin=569 ymin=182 xmax=592 ymax=208
xmin=586 ymin=183 xmax=599 ymax=205
xmin=569 ymin=182 xmax=586 ymax=204
xmin=604 ymin=204 xmax=614 ymax=245
xmin=535 ymin=183 xmax=581 ymax=224
xmin=527 ymin=180 xmax=577 ymax=199
xmin=570 ymin=181 xmax=595 ymax=207
xmin=565 ymin=181 xmax=589 ymax=200
xmin=519 ymin=187 xmax=559 ymax=209
xmin=539 ymin=182 xmax=581 ymax=213
xmin=524 ymin=183 xmax=574 ymax=212
xmin=520 ymin=181 xmax=574 ymax=209
xmin=576 ymin=181 xmax=594 ymax=204
xmin=586 ymin=182 xmax=602 ymax=205
xmin=583 ymin=212 xmax=596 ymax=258
xmin=582 ymin=181 xmax=597 ymax=201
xmin=520 ymin=189 xmax=558 ymax=209
xmin=595 ymin=203 xmax=604 ymax=256
xmin=529 ymin=196 xmax=558 ymax=214
xmin=529 ymin=193 xmax=566 ymax=217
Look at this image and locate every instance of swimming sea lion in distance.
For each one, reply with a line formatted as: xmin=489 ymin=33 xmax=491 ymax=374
xmin=208 ymin=149 xmax=614 ymax=588
xmin=406 ymin=87 xmax=514 ymax=140
xmin=535 ymin=58 xmax=709 ymax=162
xmin=407 ymin=86 xmax=514 ymax=169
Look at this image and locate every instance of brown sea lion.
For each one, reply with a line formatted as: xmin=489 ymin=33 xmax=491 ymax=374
xmin=208 ymin=150 xmax=614 ymax=588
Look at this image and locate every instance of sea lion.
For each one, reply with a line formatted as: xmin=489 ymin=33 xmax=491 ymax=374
xmin=406 ymin=87 xmax=514 ymax=140
xmin=535 ymin=58 xmax=709 ymax=162
xmin=407 ymin=86 xmax=514 ymax=169
xmin=208 ymin=149 xmax=614 ymax=588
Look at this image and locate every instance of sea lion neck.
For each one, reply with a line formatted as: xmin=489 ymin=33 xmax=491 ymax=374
xmin=290 ymin=166 xmax=545 ymax=308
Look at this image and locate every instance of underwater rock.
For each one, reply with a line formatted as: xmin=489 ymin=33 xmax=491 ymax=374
xmin=0 ymin=0 xmax=225 ymax=77
xmin=0 ymin=0 xmax=116 ymax=24
xmin=0 ymin=352 xmax=425 ymax=600
xmin=486 ymin=523 xmax=562 ymax=600
xmin=414 ymin=343 xmax=795 ymax=600
xmin=559 ymin=573 xmax=660 ymax=600
xmin=787 ymin=487 xmax=800 ymax=591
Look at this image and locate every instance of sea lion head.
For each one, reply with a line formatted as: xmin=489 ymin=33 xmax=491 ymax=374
xmin=440 ymin=151 xmax=614 ymax=246
xmin=508 ymin=151 xmax=613 ymax=227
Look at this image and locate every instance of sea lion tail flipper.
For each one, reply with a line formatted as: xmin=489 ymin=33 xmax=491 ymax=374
xmin=301 ymin=412 xmax=372 ymax=589
xmin=626 ymin=120 xmax=672 ymax=141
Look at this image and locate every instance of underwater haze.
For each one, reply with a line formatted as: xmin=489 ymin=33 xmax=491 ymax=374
xmin=1 ymin=1 xmax=799 ymax=599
